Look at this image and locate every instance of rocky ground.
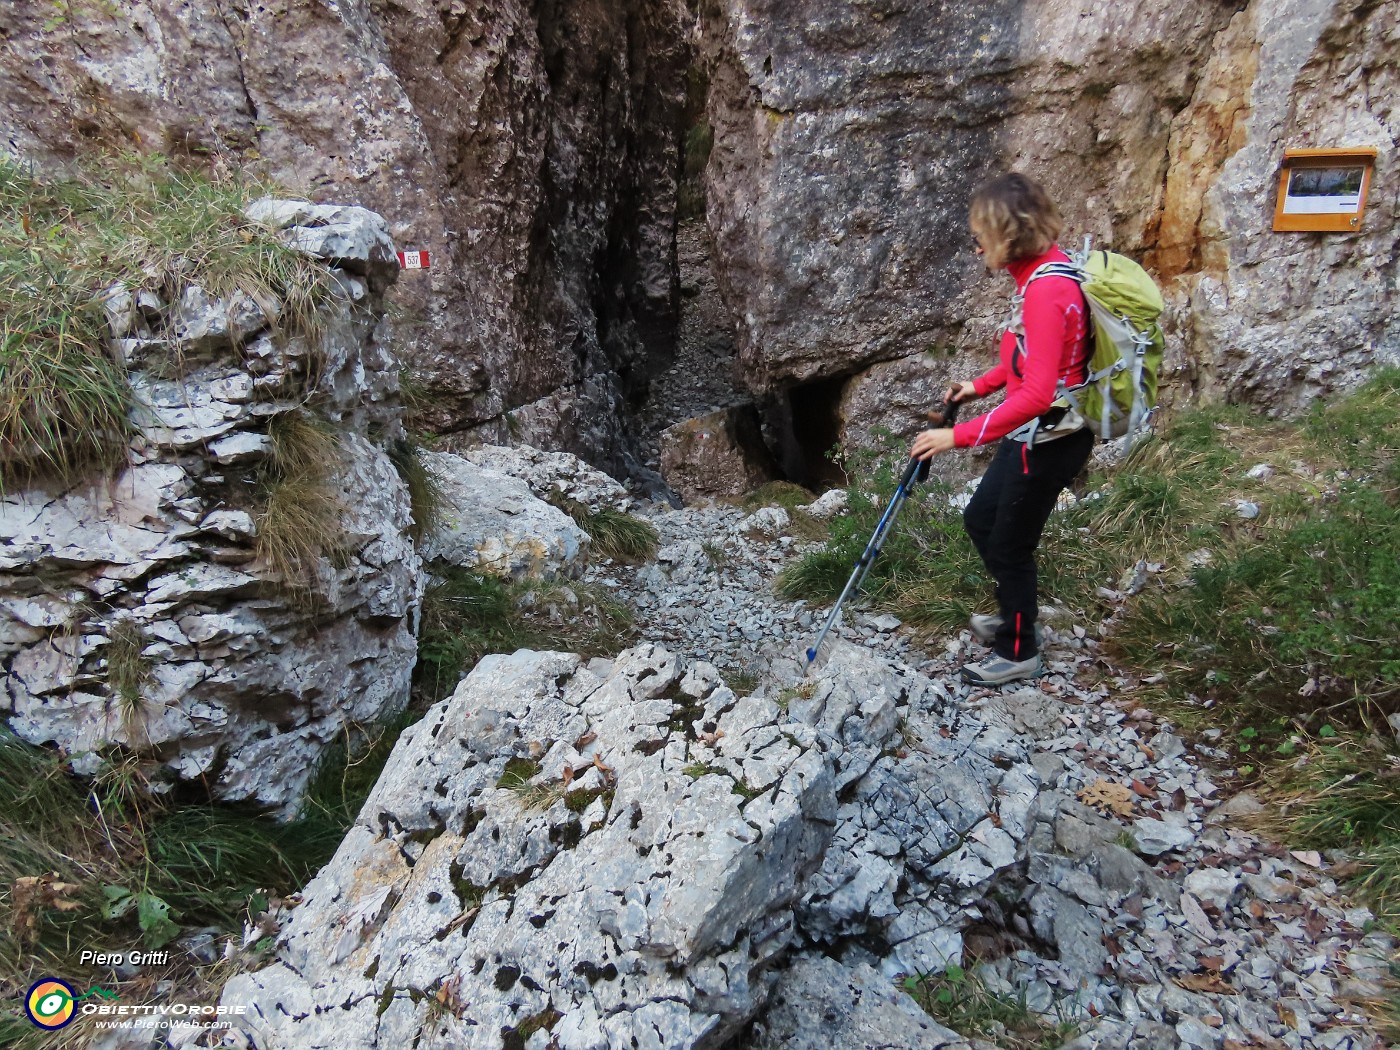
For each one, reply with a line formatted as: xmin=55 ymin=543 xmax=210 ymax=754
xmin=576 ymin=494 xmax=1394 ymax=1050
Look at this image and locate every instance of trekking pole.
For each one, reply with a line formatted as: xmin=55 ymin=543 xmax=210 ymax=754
xmin=805 ymin=398 xmax=961 ymax=664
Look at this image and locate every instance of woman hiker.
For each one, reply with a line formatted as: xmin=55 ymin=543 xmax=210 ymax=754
xmin=911 ymin=172 xmax=1095 ymax=687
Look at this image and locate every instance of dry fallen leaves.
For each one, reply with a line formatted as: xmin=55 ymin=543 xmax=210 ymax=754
xmin=11 ymin=873 xmax=83 ymax=942
xmin=1077 ymin=779 xmax=1135 ymax=818
xmin=1176 ymin=973 xmax=1236 ymax=995
xmin=1130 ymin=779 xmax=1156 ymax=799
xmin=434 ymin=973 xmax=467 ymax=1018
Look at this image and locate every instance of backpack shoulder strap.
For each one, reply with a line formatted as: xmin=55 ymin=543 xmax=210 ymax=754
xmin=1010 ymin=259 xmax=1092 ymax=383
xmin=1025 ymin=261 xmax=1084 ymax=285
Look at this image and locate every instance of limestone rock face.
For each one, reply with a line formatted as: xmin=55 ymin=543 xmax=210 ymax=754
xmin=217 ymin=641 xmax=1039 ymax=1048
xmin=700 ymin=0 xmax=1398 ymax=432
xmin=457 ymin=444 xmax=635 ymax=514
xmin=0 ymin=0 xmax=689 ymax=479
xmin=0 ymin=203 xmax=420 ymax=813
xmin=752 ymin=955 xmax=972 ymax=1050
xmin=1153 ymin=0 xmax=1400 ymax=409
xmin=659 ymin=405 xmax=779 ymax=501
xmin=219 ymin=644 xmax=838 ymax=1050
xmin=420 ymin=451 xmax=590 ymax=580
xmin=792 ymin=647 xmax=1039 ymax=976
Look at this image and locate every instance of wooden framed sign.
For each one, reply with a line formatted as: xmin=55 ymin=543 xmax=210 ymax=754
xmin=1273 ymin=147 xmax=1378 ymax=233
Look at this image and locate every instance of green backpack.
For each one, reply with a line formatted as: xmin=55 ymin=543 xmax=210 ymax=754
xmin=1018 ymin=241 xmax=1165 ymax=443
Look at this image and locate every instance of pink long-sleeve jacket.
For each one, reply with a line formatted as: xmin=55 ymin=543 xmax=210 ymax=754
xmin=952 ymin=245 xmax=1090 ymax=448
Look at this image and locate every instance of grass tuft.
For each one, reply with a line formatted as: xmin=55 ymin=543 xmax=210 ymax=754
xmin=105 ymin=618 xmax=151 ymax=732
xmin=387 ymin=437 xmax=444 ymax=542
xmin=903 ymin=965 xmax=1079 ymax=1049
xmin=549 ymin=495 xmax=660 ymax=563
xmin=254 ymin=410 xmax=349 ymax=600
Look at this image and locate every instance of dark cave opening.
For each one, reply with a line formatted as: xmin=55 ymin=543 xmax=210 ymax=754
xmin=765 ymin=373 xmax=851 ymax=492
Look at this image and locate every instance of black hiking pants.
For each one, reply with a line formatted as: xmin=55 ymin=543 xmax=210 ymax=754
xmin=962 ymin=428 xmax=1095 ymax=661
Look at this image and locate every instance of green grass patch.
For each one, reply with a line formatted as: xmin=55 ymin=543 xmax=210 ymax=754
xmin=1111 ymin=370 xmax=1400 ymax=728
xmin=415 ymin=569 xmax=526 ymax=702
xmin=497 ymin=757 xmax=544 ymax=794
xmin=776 ymin=453 xmax=986 ymax=636
xmin=549 ymin=495 xmax=660 ymax=563
xmin=903 ymin=965 xmax=1078 ymax=1048
xmin=738 ymin=480 xmax=817 ymax=513
xmin=0 ymin=154 xmax=332 ymax=489
xmin=387 ymin=436 xmax=444 ymax=542
xmin=1259 ymin=739 xmax=1400 ymax=969
xmin=781 ymin=379 xmax=1399 ymax=653
xmin=415 ymin=567 xmax=634 ymax=704
xmin=0 ymin=713 xmax=405 ymax=1047
xmin=734 ymin=480 xmax=828 ymax=541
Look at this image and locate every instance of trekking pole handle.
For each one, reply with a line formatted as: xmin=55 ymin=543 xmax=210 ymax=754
xmin=914 ymin=396 xmax=961 ymax=482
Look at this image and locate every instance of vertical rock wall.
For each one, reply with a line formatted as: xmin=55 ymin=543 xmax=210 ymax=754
xmin=0 ymin=0 xmax=690 ymax=480
xmin=700 ymin=0 xmax=1399 ymax=463
xmin=1155 ymin=0 xmax=1400 ymax=409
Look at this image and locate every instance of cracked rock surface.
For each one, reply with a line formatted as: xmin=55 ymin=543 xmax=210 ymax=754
xmin=217 ymin=639 xmax=1040 ymax=1049
xmin=567 ymin=490 xmax=1390 ymax=1048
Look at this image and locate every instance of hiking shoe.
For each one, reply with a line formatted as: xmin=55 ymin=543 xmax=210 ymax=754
xmin=961 ymin=653 xmax=1044 ymax=686
xmin=969 ymin=614 xmax=1044 ymax=647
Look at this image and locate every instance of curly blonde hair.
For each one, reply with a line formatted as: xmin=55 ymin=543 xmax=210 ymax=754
xmin=969 ymin=173 xmax=1063 ymax=270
